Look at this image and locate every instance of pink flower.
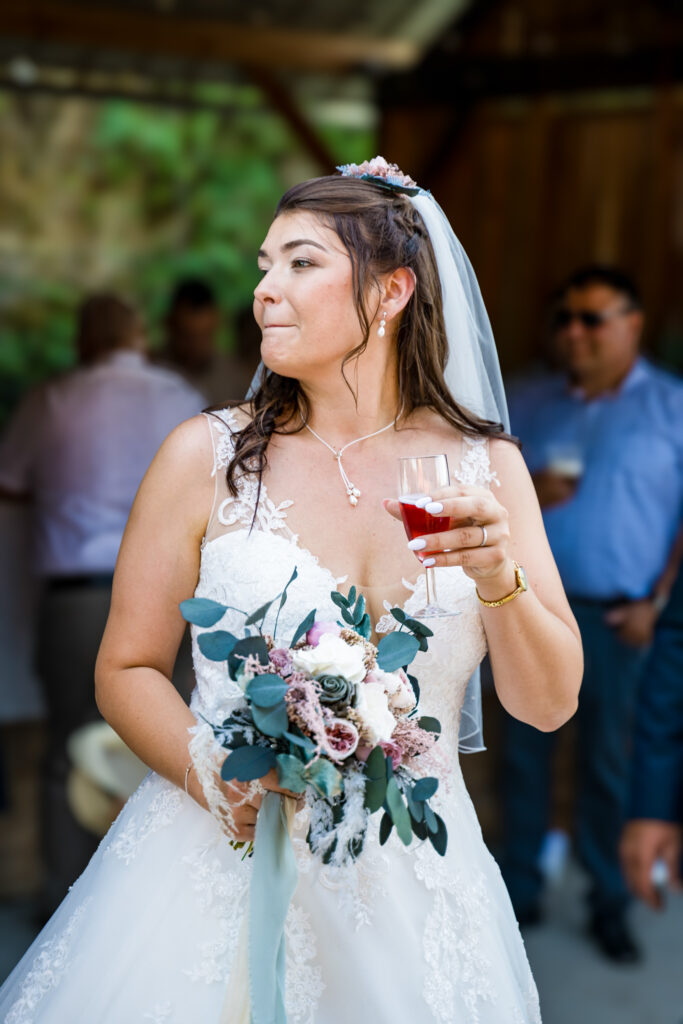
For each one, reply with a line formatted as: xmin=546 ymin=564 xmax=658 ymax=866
xmin=380 ymin=740 xmax=403 ymax=769
xmin=324 ymin=718 xmax=360 ymax=761
xmin=269 ymin=648 xmax=293 ymax=676
xmin=306 ymin=620 xmax=342 ymax=647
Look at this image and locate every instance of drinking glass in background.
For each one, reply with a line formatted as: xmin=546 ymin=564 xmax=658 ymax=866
xmin=544 ymin=442 xmax=584 ymax=481
xmin=397 ymin=454 xmax=455 ymax=618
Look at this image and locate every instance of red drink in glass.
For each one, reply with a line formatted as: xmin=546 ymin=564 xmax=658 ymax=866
xmin=399 ymin=494 xmax=450 ymax=556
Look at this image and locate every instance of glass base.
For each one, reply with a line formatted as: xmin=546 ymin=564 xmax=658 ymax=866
xmin=411 ymin=604 xmax=461 ymax=619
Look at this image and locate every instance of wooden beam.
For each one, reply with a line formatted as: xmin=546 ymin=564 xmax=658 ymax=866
xmin=0 ymin=1 xmax=419 ymax=74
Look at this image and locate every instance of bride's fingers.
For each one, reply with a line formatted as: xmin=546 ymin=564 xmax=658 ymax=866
xmin=382 ymin=498 xmax=402 ymax=520
xmin=423 ymin=492 xmax=499 ymax=525
xmin=408 ymin=521 xmax=506 ymax=557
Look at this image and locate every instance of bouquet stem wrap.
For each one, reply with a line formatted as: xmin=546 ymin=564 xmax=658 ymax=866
xmin=221 ymin=793 xmax=298 ymax=1024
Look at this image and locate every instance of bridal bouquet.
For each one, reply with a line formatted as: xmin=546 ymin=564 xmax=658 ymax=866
xmin=180 ymin=569 xmax=448 ymax=864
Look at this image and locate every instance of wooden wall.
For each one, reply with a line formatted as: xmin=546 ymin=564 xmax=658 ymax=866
xmin=381 ymin=88 xmax=683 ymax=373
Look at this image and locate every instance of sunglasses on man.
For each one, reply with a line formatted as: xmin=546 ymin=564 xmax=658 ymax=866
xmin=552 ymin=305 xmax=634 ymax=330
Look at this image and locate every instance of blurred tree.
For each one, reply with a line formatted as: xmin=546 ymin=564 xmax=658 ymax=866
xmin=0 ymin=88 xmax=374 ymax=425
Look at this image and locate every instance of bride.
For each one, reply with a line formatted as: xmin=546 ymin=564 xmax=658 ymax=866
xmin=0 ymin=159 xmax=582 ymax=1023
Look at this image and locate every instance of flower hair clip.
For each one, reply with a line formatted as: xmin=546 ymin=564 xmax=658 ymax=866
xmin=337 ymin=156 xmax=423 ymax=196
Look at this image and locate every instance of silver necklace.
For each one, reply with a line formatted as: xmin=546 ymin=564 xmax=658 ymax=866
xmin=304 ymin=410 xmax=401 ymax=507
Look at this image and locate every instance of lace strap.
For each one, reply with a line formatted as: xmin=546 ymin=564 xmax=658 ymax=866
xmin=452 ymin=435 xmax=500 ymax=489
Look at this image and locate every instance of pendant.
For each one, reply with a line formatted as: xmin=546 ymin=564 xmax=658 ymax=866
xmin=347 ymin=486 xmax=361 ymax=507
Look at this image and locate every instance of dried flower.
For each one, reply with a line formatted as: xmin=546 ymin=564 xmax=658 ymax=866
xmin=337 ymin=156 xmax=419 ymax=190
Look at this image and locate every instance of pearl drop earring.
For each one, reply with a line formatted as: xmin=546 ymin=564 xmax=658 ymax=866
xmin=378 ymin=310 xmax=387 ymax=337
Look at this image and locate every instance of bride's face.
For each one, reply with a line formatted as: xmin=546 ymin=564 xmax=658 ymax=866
xmin=254 ymin=211 xmax=371 ymax=381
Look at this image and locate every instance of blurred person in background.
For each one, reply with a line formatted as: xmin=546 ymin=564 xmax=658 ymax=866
xmin=621 ymin=548 xmax=683 ymax=910
xmin=500 ymin=265 xmax=683 ymax=962
xmin=159 ymin=279 xmax=262 ymax=405
xmin=0 ymin=292 xmax=203 ymax=913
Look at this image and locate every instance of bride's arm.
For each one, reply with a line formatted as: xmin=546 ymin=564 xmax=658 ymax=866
xmin=386 ymin=438 xmax=582 ymax=731
xmin=95 ymin=415 xmax=290 ymax=838
xmin=94 ymin=415 xmax=215 ymax=809
xmin=473 ymin=439 xmax=582 ymax=731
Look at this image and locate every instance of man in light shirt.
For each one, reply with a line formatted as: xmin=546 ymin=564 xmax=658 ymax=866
xmin=499 ymin=266 xmax=683 ymax=962
xmin=0 ymin=293 xmax=204 ymax=911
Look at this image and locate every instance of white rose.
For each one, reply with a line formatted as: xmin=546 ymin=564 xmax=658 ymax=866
xmin=355 ymin=682 xmax=396 ymax=744
xmin=291 ymin=633 xmax=367 ymax=686
xmin=367 ymin=667 xmax=416 ymax=714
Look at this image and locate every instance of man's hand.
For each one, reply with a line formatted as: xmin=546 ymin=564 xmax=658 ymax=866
xmin=530 ymin=470 xmax=578 ymax=509
xmin=604 ymin=599 xmax=658 ymax=648
xmin=620 ymin=819 xmax=682 ymax=909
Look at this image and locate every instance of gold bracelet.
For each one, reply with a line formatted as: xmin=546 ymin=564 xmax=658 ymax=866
xmin=476 ymin=562 xmax=528 ymax=608
xmin=184 ymin=762 xmax=193 ymax=795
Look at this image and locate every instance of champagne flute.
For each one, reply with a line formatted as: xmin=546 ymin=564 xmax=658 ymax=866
xmin=397 ymin=454 xmax=455 ymax=618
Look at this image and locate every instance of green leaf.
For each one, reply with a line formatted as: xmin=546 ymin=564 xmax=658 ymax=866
xmin=403 ymin=617 xmax=434 ymax=638
xmin=424 ymin=802 xmax=438 ymax=834
xmin=390 ymin=606 xmax=406 ymax=624
xmin=379 ymin=811 xmax=393 ymax=845
xmin=273 ymin=566 xmax=298 ymax=637
xmin=347 ymin=585 xmax=357 ymax=606
xmin=352 ymin=594 xmax=366 ymax=623
xmin=321 ymin=837 xmax=338 ymax=865
xmin=407 ymin=673 xmax=420 ymax=704
xmin=251 ymin=700 xmax=288 ymax=739
xmin=404 ymin=785 xmax=423 ymax=822
xmin=197 ymin=630 xmax=238 ymax=662
xmin=386 ymin=777 xmax=412 ymax=846
xmin=228 ymin=636 xmax=269 ymax=679
xmin=307 ymin=759 xmax=343 ymax=799
xmin=410 ymin=814 xmax=428 ymax=841
xmin=275 ymin=753 xmax=307 ymax=794
xmin=221 ymin=745 xmax=276 ymax=782
xmin=245 ymin=599 xmax=275 ymax=627
xmin=356 ymin=613 xmax=372 ymax=640
xmin=341 ymin=606 xmax=356 ymax=626
xmin=284 ymin=729 xmax=316 ymax=759
xmin=363 ymin=746 xmax=388 ymax=812
xmin=377 ymin=631 xmax=420 ymax=672
xmin=417 ymin=716 xmax=442 ymax=737
xmin=245 ymin=673 xmax=288 ymax=707
xmin=412 ymin=777 xmax=438 ymax=802
xmin=290 ymin=608 xmax=316 ymax=648
xmin=179 ymin=597 xmax=227 ymax=627
xmin=428 ymin=813 xmax=448 ymax=856
xmin=330 ymin=591 xmax=346 ymax=608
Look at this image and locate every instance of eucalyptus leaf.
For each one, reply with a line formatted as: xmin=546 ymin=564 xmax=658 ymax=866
xmin=379 ymin=811 xmax=393 ymax=846
xmin=389 ymin=606 xmax=406 ymax=624
xmin=347 ymin=585 xmax=357 ymax=606
xmin=245 ymin=673 xmax=288 ymax=707
xmin=274 ymin=566 xmax=298 ymax=637
xmin=386 ymin=777 xmax=412 ymax=846
xmin=363 ymin=746 xmax=388 ymax=812
xmin=179 ymin=597 xmax=227 ymax=627
xmin=341 ymin=607 xmax=356 ymax=626
xmin=284 ymin=729 xmax=316 ymax=758
xmin=251 ymin=700 xmax=288 ymax=739
xmin=197 ymin=630 xmax=238 ymax=662
xmin=428 ymin=814 xmax=448 ymax=856
xmin=355 ymin=613 xmax=372 ymax=640
xmin=221 ymin=745 xmax=276 ymax=782
xmin=403 ymin=617 xmax=434 ymax=638
xmin=417 ymin=716 xmax=442 ymax=736
xmin=245 ymin=599 xmax=275 ymax=627
xmin=291 ymin=608 xmax=316 ymax=648
xmin=228 ymin=636 xmax=269 ymax=679
xmin=377 ymin=631 xmax=420 ymax=672
xmin=407 ymin=673 xmax=420 ymax=704
xmin=412 ymin=777 xmax=439 ymax=802
xmin=352 ymin=594 xmax=366 ymax=623
xmin=274 ymin=753 xmax=308 ymax=794
xmin=410 ymin=814 xmax=428 ymax=841
xmin=424 ymin=802 xmax=438 ymax=834
xmin=404 ymin=785 xmax=423 ymax=822
xmin=330 ymin=591 xmax=346 ymax=608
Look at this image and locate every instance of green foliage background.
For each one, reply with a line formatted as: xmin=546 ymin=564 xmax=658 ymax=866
xmin=0 ymin=88 xmax=374 ymax=425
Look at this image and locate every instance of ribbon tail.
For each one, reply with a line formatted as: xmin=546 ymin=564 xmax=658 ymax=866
xmin=249 ymin=792 xmax=299 ymax=1024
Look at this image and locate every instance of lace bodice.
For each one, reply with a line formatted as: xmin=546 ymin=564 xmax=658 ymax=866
xmin=190 ymin=409 xmax=491 ymax=764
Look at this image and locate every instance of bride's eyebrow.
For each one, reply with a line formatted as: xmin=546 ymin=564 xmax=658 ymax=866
xmin=258 ymin=239 xmax=329 ymax=259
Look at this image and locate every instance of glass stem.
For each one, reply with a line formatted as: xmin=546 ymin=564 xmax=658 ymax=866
xmin=425 ymin=567 xmax=438 ymax=607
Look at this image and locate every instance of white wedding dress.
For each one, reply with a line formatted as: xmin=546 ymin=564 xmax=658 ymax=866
xmin=0 ymin=410 xmax=541 ymax=1024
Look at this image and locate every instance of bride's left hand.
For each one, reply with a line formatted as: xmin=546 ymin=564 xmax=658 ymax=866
xmin=383 ymin=484 xmax=513 ymax=583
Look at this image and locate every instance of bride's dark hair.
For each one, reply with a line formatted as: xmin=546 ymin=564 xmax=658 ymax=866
xmin=223 ymin=175 xmax=508 ymax=499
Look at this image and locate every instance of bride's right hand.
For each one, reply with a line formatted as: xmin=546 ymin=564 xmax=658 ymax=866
xmin=221 ymin=769 xmax=302 ymax=842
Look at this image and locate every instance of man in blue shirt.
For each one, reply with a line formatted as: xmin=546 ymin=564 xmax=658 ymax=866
xmin=500 ymin=265 xmax=683 ymax=962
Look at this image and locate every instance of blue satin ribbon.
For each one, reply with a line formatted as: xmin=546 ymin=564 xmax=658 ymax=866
xmin=249 ymin=792 xmax=298 ymax=1024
